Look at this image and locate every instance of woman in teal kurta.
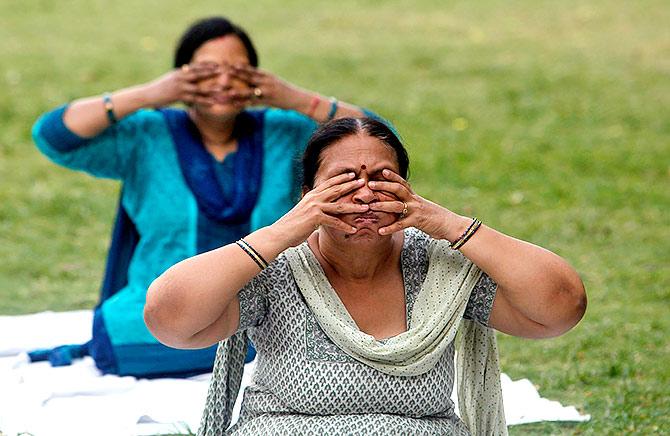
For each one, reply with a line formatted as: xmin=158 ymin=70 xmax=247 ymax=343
xmin=32 ymin=16 xmax=376 ymax=377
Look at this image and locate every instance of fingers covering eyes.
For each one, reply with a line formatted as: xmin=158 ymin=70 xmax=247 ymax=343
xmin=367 ymin=180 xmax=408 ymax=198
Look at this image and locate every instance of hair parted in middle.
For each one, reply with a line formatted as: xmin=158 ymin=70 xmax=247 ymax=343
xmin=301 ymin=117 xmax=409 ymax=189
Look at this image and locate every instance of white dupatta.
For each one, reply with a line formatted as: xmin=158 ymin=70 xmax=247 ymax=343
xmin=284 ymin=237 xmax=507 ymax=435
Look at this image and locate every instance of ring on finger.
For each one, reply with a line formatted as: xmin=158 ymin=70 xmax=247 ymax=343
xmin=400 ymin=202 xmax=408 ymax=218
xmin=253 ymin=87 xmax=263 ymax=99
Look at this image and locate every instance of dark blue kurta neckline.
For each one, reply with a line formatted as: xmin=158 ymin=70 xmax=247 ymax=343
xmin=159 ymin=108 xmax=265 ymax=224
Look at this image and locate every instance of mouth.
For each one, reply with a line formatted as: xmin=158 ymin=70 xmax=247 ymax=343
xmin=353 ymin=212 xmax=380 ymax=223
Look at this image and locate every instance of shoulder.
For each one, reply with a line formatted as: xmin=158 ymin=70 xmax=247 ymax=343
xmin=405 ymin=228 xmax=472 ymax=270
xmin=247 ymin=251 xmax=294 ymax=294
xmin=403 ymin=227 xmax=431 ymax=248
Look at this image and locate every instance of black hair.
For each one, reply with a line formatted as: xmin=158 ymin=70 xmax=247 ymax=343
xmin=173 ymin=16 xmax=258 ymax=68
xmin=302 ymin=117 xmax=410 ymax=189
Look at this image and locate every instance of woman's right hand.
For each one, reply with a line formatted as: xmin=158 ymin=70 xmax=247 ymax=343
xmin=270 ymin=173 xmax=370 ymax=247
xmin=140 ymin=62 xmax=222 ymax=108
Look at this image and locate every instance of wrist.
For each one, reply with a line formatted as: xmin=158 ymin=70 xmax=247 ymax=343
xmin=443 ymin=212 xmax=471 ymax=243
xmin=247 ymin=224 xmax=295 ymax=258
xmin=135 ymin=82 xmax=164 ymax=108
xmin=290 ymin=88 xmax=317 ymax=114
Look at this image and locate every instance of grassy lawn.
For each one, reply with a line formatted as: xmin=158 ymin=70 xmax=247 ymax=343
xmin=1 ymin=0 xmax=668 ymax=434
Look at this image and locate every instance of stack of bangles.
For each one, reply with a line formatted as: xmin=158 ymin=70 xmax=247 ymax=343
xmin=450 ymin=217 xmax=482 ymax=250
xmin=236 ymin=239 xmax=268 ymax=270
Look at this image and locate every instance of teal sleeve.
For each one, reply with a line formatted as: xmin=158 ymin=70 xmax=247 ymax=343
xmin=32 ymin=106 xmax=158 ymax=180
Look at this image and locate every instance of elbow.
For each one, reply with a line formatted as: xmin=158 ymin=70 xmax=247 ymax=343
xmin=143 ymin=280 xmax=168 ymax=343
xmin=545 ymin=278 xmax=587 ymax=338
xmin=143 ymin=277 xmax=187 ymax=349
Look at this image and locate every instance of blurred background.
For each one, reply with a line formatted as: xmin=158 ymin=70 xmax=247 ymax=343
xmin=1 ymin=0 xmax=668 ymax=434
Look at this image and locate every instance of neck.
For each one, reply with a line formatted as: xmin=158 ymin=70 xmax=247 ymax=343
xmin=188 ymin=108 xmax=237 ymax=149
xmin=311 ymin=230 xmax=402 ymax=282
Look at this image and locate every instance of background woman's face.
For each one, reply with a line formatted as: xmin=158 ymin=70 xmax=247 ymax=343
xmin=190 ymin=35 xmax=252 ymax=117
xmin=314 ymin=133 xmax=401 ymax=241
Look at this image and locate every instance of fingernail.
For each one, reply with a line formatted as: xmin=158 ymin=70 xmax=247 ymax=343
xmin=379 ymin=228 xmax=387 ymax=234
xmin=348 ymin=172 xmax=355 ymax=177
xmin=383 ymin=169 xmax=390 ymax=176
xmin=368 ymin=181 xmax=376 ymax=187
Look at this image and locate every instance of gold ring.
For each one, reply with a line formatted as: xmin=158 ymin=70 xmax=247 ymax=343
xmin=400 ymin=202 xmax=408 ymax=218
xmin=253 ymin=87 xmax=263 ymax=98
xmin=181 ymin=64 xmax=190 ymax=73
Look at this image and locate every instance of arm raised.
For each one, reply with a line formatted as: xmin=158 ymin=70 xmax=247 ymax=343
xmin=368 ymin=169 xmax=587 ymax=339
xmin=144 ymin=172 xmax=370 ymax=348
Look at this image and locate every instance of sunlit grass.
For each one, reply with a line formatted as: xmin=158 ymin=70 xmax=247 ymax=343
xmin=1 ymin=0 xmax=668 ymax=434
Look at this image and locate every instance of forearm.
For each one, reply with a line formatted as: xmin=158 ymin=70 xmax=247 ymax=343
xmin=144 ymin=224 xmax=290 ymax=347
xmin=63 ymin=85 xmax=152 ymax=137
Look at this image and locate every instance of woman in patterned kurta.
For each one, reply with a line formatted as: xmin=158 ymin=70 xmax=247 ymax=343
xmin=146 ymin=118 xmax=587 ymax=434
xmin=227 ymin=228 xmax=496 ymax=435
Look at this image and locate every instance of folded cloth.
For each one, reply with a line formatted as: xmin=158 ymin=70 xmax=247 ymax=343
xmin=0 ymin=311 xmax=589 ymax=436
xmin=0 ymin=310 xmax=92 ymax=357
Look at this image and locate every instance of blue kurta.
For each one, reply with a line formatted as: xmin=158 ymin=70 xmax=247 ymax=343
xmin=32 ymin=107 xmax=318 ymax=375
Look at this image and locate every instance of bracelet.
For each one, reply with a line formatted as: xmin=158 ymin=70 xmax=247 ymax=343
xmin=451 ymin=218 xmax=482 ymax=250
xmin=306 ymin=95 xmax=321 ymax=119
xmin=326 ymin=97 xmax=339 ymax=121
xmin=236 ymin=239 xmax=269 ymax=270
xmin=102 ymin=93 xmax=117 ymax=125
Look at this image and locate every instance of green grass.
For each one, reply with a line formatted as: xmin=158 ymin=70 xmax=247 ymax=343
xmin=1 ymin=0 xmax=668 ymax=434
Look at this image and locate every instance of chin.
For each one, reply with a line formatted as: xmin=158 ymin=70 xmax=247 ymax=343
xmin=344 ymin=227 xmax=382 ymax=242
xmin=344 ymin=222 xmax=394 ymax=242
xmin=197 ymin=103 xmax=241 ymax=120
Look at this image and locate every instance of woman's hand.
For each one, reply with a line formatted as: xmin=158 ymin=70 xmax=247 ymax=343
xmin=226 ymin=64 xmax=310 ymax=111
xmin=270 ymin=173 xmax=371 ymax=247
xmin=140 ymin=62 xmax=223 ymax=108
xmin=367 ymin=169 xmax=471 ymax=241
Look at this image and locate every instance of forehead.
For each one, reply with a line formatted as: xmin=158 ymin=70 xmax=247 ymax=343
xmin=192 ymin=35 xmax=249 ymax=63
xmin=317 ymin=133 xmax=399 ymax=177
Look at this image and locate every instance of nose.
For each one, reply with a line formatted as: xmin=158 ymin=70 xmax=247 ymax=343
xmin=215 ymin=69 xmax=233 ymax=88
xmin=352 ymin=172 xmax=377 ymax=204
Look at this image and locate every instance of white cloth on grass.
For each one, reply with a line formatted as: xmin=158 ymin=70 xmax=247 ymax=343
xmin=0 ymin=311 xmax=589 ymax=436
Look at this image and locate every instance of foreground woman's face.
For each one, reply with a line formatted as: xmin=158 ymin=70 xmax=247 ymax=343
xmin=190 ymin=35 xmax=252 ymax=117
xmin=314 ymin=133 xmax=401 ymax=241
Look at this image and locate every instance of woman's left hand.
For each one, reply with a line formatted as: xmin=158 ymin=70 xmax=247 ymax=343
xmin=226 ymin=64 xmax=306 ymax=110
xmin=367 ymin=169 xmax=469 ymax=241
